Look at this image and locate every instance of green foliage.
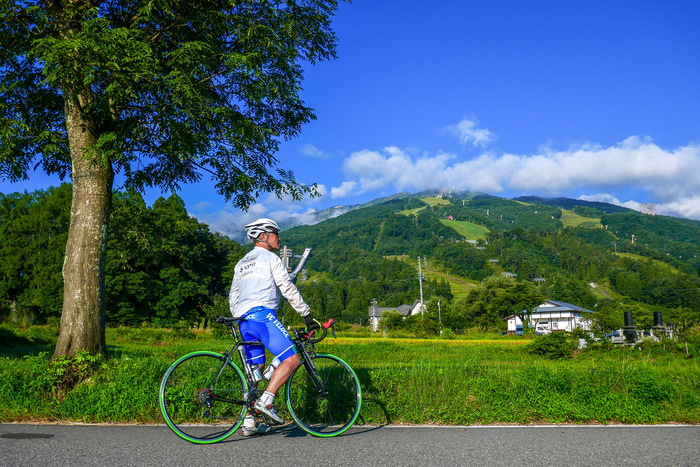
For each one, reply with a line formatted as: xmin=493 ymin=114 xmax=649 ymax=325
xmin=379 ymin=311 xmax=404 ymax=332
xmin=404 ymin=313 xmax=439 ymax=336
xmin=2 ymin=332 xmax=699 ymax=425
xmin=1 ymin=0 xmax=346 ymax=207
xmin=29 ymin=350 xmax=106 ymax=400
xmin=202 ymin=295 xmax=233 ymax=340
xmin=0 ymin=187 xmax=242 ymax=327
xmin=107 ymin=191 xmax=244 ymax=327
xmin=527 ymin=332 xmax=578 ymax=359
xmin=0 ymin=185 xmax=71 ymax=320
xmin=572 ymin=205 xmax=603 ymax=218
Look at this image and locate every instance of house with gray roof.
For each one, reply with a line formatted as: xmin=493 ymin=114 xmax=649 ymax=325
xmin=368 ymin=299 xmax=424 ymax=331
xmin=506 ymin=300 xmax=595 ymax=333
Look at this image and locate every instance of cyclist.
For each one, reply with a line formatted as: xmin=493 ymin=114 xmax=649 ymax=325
xmin=229 ymin=217 xmax=320 ymax=436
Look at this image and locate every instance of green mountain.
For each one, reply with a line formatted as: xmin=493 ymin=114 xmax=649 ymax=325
xmin=280 ymin=192 xmax=700 ymax=329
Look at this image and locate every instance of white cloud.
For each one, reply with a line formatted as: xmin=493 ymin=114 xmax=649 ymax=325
xmin=446 ymin=117 xmax=495 ymax=147
xmin=331 ymin=138 xmax=700 ymax=219
xmin=331 ymin=180 xmax=358 ymax=198
xmin=657 ymin=195 xmax=700 ymax=219
xmin=299 ymin=143 xmax=329 ymax=159
xmin=506 ymin=137 xmax=700 ymax=199
xmin=580 ymin=193 xmax=700 ymax=219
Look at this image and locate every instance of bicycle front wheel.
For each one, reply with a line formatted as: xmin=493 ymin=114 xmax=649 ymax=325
xmin=285 ymin=353 xmax=361 ymax=437
xmin=159 ymin=351 xmax=247 ymax=443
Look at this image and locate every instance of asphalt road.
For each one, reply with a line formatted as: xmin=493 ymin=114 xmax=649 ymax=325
xmin=2 ymin=423 xmax=699 ymax=466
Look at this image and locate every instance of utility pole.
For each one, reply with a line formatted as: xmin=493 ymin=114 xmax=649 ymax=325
xmin=417 ymin=256 xmax=425 ymax=315
xmin=438 ymin=300 xmax=442 ymax=336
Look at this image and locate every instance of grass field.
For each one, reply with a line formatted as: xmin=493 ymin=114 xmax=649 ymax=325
xmin=397 ymin=206 xmax=426 ymax=216
xmin=398 ymin=197 xmax=451 ymax=216
xmin=440 ymin=219 xmax=489 ymax=241
xmin=1 ymin=325 xmax=698 ymax=426
xmin=560 ymin=209 xmax=601 ymax=228
xmin=421 ymin=197 xmax=451 ymax=207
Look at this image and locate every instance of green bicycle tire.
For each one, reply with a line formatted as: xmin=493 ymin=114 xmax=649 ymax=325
xmin=159 ymin=351 xmax=248 ymax=444
xmin=285 ymin=353 xmax=362 ymax=437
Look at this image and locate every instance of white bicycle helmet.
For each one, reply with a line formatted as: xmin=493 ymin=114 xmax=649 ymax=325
xmin=245 ymin=218 xmax=281 ymax=240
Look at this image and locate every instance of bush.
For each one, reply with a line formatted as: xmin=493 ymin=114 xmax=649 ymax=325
xmin=29 ymin=350 xmax=106 ymax=400
xmin=527 ymin=332 xmax=577 ymax=359
xmin=202 ymin=295 xmax=231 ymax=339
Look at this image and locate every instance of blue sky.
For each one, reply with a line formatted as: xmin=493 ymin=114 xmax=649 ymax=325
xmin=2 ymin=0 xmax=699 ymax=240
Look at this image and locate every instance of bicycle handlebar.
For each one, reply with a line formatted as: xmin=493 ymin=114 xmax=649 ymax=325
xmin=294 ymin=318 xmax=335 ymax=344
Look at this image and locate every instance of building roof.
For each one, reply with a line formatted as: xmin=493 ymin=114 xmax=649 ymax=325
xmin=533 ymin=300 xmax=595 ymax=314
xmin=369 ymin=299 xmax=422 ymax=317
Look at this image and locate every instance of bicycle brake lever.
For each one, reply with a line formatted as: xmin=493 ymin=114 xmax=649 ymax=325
xmin=322 ymin=318 xmax=336 ymax=338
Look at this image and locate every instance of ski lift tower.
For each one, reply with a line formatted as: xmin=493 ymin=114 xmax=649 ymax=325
xmin=280 ymin=245 xmax=293 ymax=273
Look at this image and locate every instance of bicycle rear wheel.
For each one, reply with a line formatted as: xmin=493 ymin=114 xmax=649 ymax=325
xmin=159 ymin=351 xmax=247 ymax=443
xmin=285 ymin=353 xmax=361 ymax=437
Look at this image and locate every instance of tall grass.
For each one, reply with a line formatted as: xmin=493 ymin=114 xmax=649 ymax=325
xmin=1 ymin=325 xmax=698 ymax=425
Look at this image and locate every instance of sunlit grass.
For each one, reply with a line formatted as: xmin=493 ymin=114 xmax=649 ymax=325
xmin=421 ymin=197 xmax=451 ymax=207
xmin=440 ymin=219 xmax=489 ymax=240
xmin=560 ymin=209 xmax=601 ymax=228
xmin=2 ymin=326 xmax=698 ymax=426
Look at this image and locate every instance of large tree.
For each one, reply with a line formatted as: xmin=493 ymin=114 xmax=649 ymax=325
xmin=0 ymin=0 xmax=344 ymax=357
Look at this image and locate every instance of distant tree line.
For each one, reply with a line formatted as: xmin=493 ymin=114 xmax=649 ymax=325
xmin=1 ymin=185 xmax=243 ymax=327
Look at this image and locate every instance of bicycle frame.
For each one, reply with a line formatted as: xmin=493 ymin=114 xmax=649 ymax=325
xmin=291 ymin=330 xmax=328 ymax=397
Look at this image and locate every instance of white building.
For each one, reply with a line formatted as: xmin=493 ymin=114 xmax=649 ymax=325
xmin=507 ymin=300 xmax=595 ymax=333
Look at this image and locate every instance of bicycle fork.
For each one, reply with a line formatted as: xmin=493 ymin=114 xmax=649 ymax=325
xmin=299 ymin=351 xmax=328 ymax=397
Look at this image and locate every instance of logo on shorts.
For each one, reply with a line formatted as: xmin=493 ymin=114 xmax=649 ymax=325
xmin=267 ymin=312 xmax=290 ymax=339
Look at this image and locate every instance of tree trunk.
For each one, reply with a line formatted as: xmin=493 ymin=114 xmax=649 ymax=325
xmin=53 ymin=96 xmax=113 ymax=358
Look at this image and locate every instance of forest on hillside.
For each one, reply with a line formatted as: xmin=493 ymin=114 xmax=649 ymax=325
xmin=1 ymin=184 xmax=244 ymax=327
xmin=281 ymin=194 xmax=700 ymax=332
xmin=1 ymin=186 xmax=699 ymax=334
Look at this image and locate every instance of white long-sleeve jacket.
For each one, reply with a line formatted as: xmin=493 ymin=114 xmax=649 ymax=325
xmin=229 ymin=246 xmax=311 ymax=318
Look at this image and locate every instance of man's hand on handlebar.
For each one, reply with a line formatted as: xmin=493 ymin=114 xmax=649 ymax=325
xmin=304 ymin=314 xmax=321 ymax=332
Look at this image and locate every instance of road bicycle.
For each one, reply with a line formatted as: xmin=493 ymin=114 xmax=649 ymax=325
xmin=158 ymin=315 xmax=362 ymax=443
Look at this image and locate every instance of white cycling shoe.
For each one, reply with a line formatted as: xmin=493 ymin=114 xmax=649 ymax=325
xmin=241 ymin=415 xmax=269 ymax=437
xmin=253 ymin=398 xmax=285 ymax=425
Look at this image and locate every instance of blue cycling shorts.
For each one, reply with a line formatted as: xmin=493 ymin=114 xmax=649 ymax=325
xmin=238 ymin=307 xmax=297 ymax=365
